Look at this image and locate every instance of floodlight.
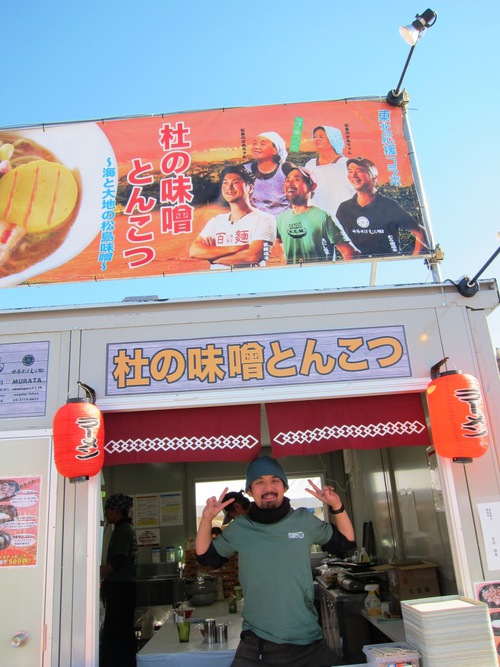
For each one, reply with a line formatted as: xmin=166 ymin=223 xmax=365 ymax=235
xmin=400 ymin=8 xmax=438 ymax=46
xmin=387 ymin=8 xmax=438 ymax=107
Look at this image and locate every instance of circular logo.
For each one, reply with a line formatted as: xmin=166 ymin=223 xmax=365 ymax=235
xmin=22 ymin=355 xmax=35 ymax=366
xmin=356 ymin=216 xmax=369 ymax=229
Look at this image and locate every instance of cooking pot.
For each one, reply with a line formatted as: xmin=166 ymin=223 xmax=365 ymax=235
xmin=184 ymin=576 xmax=218 ymax=606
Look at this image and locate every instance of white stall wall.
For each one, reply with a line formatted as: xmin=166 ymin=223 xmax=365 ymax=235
xmin=0 ymin=280 xmax=499 ymax=666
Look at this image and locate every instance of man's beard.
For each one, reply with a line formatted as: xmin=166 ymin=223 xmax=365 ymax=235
xmin=258 ymin=495 xmax=280 ymax=510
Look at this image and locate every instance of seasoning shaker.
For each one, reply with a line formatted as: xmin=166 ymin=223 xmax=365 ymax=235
xmin=203 ymin=618 xmax=216 ymax=644
xmin=216 ymin=623 xmax=228 ymax=643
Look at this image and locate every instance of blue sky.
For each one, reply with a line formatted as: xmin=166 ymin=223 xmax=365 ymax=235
xmin=2 ymin=1 xmax=500 ymax=348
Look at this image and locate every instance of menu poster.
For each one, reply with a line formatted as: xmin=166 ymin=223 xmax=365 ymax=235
xmin=159 ymin=491 xmax=183 ymax=527
xmin=474 ymin=580 xmax=500 ymax=665
xmin=0 ymin=476 xmax=41 ymax=568
xmin=136 ymin=528 xmax=160 ymax=548
xmin=477 ymin=502 xmax=500 ymax=571
xmin=0 ymin=342 xmax=49 ymax=418
xmin=134 ymin=494 xmax=159 ymax=528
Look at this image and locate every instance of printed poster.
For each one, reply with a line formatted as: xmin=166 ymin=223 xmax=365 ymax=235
xmin=134 ymin=493 xmax=159 ymax=528
xmin=136 ymin=528 xmax=160 ymax=548
xmin=0 ymin=99 xmax=431 ymax=289
xmin=0 ymin=341 xmax=49 ymax=418
xmin=159 ymin=491 xmax=183 ymax=527
xmin=0 ymin=476 xmax=41 ymax=568
xmin=474 ymin=580 xmax=500 ymax=665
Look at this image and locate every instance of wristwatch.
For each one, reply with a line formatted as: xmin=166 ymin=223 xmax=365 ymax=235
xmin=329 ymin=503 xmax=345 ymax=515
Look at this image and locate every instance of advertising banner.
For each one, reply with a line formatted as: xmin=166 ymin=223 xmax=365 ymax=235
xmin=0 ymin=99 xmax=431 ymax=287
xmin=0 ymin=476 xmax=41 ymax=568
xmin=106 ymin=325 xmax=411 ymax=397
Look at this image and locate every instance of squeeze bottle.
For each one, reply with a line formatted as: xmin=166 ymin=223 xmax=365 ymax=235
xmin=364 ymin=584 xmax=382 ymax=616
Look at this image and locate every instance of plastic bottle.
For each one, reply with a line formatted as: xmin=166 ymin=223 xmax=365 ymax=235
xmin=359 ymin=547 xmax=371 ymax=563
xmin=364 ymin=584 xmax=382 ymax=616
xmin=228 ymin=592 xmax=238 ymax=613
xmin=177 ymin=545 xmax=184 ymax=562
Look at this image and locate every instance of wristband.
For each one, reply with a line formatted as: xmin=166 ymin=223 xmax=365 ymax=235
xmin=329 ymin=503 xmax=345 ymax=515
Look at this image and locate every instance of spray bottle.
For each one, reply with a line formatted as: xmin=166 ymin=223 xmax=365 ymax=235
xmin=364 ymin=584 xmax=382 ymax=616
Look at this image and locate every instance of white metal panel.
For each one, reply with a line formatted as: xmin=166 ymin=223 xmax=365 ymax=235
xmin=0 ymin=435 xmax=56 ymax=667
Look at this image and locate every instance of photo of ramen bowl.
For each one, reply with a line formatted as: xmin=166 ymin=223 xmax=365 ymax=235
xmin=490 ymin=612 xmax=500 ymax=636
xmin=0 ymin=123 xmax=117 ymax=286
xmin=479 ymin=583 xmax=500 ymax=608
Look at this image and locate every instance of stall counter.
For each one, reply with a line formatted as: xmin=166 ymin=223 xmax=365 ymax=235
xmin=137 ymin=600 xmax=241 ymax=667
xmin=136 ymin=600 xmax=368 ymax=667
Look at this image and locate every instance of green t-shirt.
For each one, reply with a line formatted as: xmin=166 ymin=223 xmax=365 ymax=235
xmin=213 ymin=508 xmax=333 ymax=644
xmin=277 ymin=205 xmax=350 ymax=264
xmin=105 ymin=519 xmax=138 ymax=583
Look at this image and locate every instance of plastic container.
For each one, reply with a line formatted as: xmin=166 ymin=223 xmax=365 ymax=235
xmin=362 ymin=642 xmax=420 ymax=666
xmin=152 ymin=547 xmax=161 ymax=564
xmin=364 ymin=584 xmax=382 ymax=616
xmin=165 ymin=546 xmax=176 ymax=563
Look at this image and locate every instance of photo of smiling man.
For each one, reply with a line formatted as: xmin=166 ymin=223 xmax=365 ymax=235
xmin=336 ymin=156 xmax=426 ymax=257
xmin=189 ymin=164 xmax=277 ymax=269
xmin=276 ymin=162 xmax=359 ymax=265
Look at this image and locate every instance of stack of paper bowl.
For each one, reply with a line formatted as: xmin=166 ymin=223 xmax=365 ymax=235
xmin=401 ymin=595 xmax=497 ymax=666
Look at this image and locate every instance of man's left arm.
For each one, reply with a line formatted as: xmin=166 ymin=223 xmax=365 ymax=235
xmin=392 ymin=201 xmax=427 ymax=256
xmin=306 ymin=479 xmax=355 ymax=543
xmin=213 ymin=239 xmax=268 ymax=266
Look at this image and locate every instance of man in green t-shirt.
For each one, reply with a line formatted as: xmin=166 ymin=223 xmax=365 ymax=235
xmin=276 ymin=162 xmax=359 ymax=264
xmin=196 ymin=456 xmax=356 ymax=666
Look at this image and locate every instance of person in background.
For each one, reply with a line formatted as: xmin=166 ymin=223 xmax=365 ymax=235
xmin=100 ymin=493 xmax=138 ymax=667
xmin=304 ymin=125 xmax=355 ymax=219
xmin=277 ymin=162 xmax=359 ymax=264
xmin=190 ymin=164 xmax=276 ymax=268
xmin=221 ymin=490 xmax=251 ymax=525
xmin=336 ymin=156 xmax=426 ymax=257
xmin=244 ymin=131 xmax=289 ymax=218
xmin=196 ymin=456 xmax=355 ymax=666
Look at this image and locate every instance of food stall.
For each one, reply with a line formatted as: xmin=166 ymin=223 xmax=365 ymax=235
xmin=0 ymin=279 xmax=499 ymax=665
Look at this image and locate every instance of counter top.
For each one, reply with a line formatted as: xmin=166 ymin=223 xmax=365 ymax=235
xmin=360 ymin=609 xmax=406 ymax=643
xmin=137 ymin=600 xmax=242 ymax=667
xmin=137 ymin=599 xmax=369 ymax=667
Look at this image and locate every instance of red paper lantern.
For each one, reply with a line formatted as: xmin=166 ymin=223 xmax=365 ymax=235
xmin=426 ymin=365 xmax=490 ymax=463
xmin=53 ymin=398 xmax=105 ymax=482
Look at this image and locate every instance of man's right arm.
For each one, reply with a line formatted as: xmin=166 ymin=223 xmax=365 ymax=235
xmin=195 ymin=488 xmax=234 ymax=556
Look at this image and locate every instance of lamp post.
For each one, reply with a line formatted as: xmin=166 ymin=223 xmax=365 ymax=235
xmin=387 ymin=8 xmax=438 ymax=106
xmin=456 ymin=233 xmax=500 ymax=297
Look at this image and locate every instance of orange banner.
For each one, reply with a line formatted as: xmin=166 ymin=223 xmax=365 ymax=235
xmin=0 ymin=99 xmax=430 ymax=287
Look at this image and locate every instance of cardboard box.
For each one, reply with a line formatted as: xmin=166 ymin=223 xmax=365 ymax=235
xmin=373 ymin=561 xmax=440 ymax=610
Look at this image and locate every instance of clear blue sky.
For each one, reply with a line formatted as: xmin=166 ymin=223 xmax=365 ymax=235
xmin=2 ymin=0 xmax=500 ymax=347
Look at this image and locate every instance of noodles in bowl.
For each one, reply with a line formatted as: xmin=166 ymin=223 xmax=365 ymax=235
xmin=0 ymin=132 xmax=81 ymax=277
xmin=0 ymin=123 xmax=116 ymax=287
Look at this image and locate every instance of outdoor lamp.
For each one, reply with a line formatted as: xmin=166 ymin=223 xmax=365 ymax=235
xmin=400 ymin=8 xmax=438 ymax=46
xmin=387 ymin=8 xmax=438 ymax=107
xmin=456 ymin=232 xmax=500 ymax=297
xmin=53 ymin=382 xmax=105 ymax=482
